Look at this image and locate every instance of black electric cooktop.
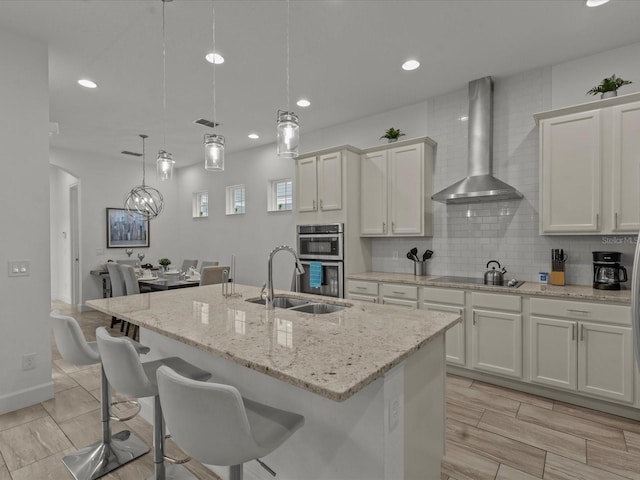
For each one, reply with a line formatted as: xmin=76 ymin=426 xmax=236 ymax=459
xmin=435 ymin=276 xmax=524 ymax=288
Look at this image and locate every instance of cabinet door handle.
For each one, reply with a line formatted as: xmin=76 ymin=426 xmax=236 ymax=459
xmin=312 ymin=199 xmax=316 ymax=210
xmin=596 ymin=213 xmax=599 ymax=229
xmin=614 ymin=212 xmax=618 ymax=229
xmin=382 ymin=222 xmax=386 ymax=233
xmin=572 ymin=323 xmax=576 ymax=340
xmin=472 ymin=315 xmax=476 ymax=326
xmin=319 ymin=199 xmax=324 ymax=209
xmin=392 ymin=221 xmax=395 ymax=232
xmin=580 ymin=324 xmax=585 ymax=341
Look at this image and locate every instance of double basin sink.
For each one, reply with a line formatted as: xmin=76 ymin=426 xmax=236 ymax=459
xmin=246 ymin=295 xmax=347 ymax=314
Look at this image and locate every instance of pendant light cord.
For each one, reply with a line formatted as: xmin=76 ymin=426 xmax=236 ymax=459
xmin=286 ymin=0 xmax=290 ymax=110
xmin=162 ymin=0 xmax=167 ymax=149
xmin=212 ymin=0 xmax=216 ymax=125
xmin=141 ymin=135 xmax=147 ymax=186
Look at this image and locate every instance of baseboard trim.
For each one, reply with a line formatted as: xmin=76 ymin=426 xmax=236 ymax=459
xmin=0 ymin=381 xmax=54 ymax=416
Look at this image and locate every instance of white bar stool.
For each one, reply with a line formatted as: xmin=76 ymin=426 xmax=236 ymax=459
xmin=95 ymin=327 xmax=212 ymax=480
xmin=51 ymin=312 xmax=150 ymax=480
xmin=156 ymin=365 xmax=305 ymax=480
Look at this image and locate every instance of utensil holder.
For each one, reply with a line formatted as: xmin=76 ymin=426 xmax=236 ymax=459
xmin=414 ymin=261 xmax=428 ymax=276
xmin=550 ymin=271 xmax=565 ymax=286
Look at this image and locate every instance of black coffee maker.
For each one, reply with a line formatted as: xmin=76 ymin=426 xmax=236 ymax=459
xmin=592 ymin=251 xmax=628 ymax=290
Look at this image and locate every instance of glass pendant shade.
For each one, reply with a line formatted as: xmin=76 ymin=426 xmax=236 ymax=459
xmin=204 ymin=133 xmax=225 ymax=171
xmin=156 ymin=150 xmax=175 ymax=181
xmin=276 ymin=110 xmax=299 ymax=158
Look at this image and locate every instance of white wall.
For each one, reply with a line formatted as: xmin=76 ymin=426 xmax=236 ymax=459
xmin=0 ymin=27 xmax=53 ymax=414
xmin=177 ymin=143 xmax=297 ymax=290
xmin=552 ymin=41 xmax=640 ymax=109
xmin=50 ymin=147 xmax=181 ymax=304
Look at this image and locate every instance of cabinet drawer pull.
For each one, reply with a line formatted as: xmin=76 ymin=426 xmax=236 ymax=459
xmin=567 ymin=309 xmax=589 ymax=315
xmin=392 ymin=291 xmax=406 ymax=295
xmin=355 ymin=286 xmax=367 ymax=290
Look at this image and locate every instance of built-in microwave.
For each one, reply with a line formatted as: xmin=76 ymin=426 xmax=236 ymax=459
xmin=296 ymin=223 xmax=344 ymax=261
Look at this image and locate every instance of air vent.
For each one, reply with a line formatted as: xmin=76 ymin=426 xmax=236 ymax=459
xmin=194 ymin=118 xmax=221 ymax=129
xmin=121 ymin=150 xmax=142 ymax=157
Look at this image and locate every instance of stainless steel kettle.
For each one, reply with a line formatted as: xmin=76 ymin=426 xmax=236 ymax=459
xmin=484 ymin=260 xmax=507 ymax=285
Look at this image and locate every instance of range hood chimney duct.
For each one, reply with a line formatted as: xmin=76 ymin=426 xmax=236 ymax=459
xmin=432 ymin=76 xmax=523 ymax=204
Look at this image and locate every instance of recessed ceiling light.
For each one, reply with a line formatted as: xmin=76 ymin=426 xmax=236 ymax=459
xmin=78 ymin=79 xmax=97 ymax=89
xmin=248 ymin=133 xmax=259 ymax=139
xmin=205 ymin=52 xmax=225 ymax=64
xmin=586 ymin=0 xmax=610 ymax=6
xmin=296 ymin=99 xmax=311 ymax=107
xmin=458 ymin=116 xmax=468 ymax=122
xmin=402 ymin=60 xmax=420 ymax=71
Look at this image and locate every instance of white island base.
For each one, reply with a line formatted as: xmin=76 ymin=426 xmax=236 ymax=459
xmin=138 ymin=328 xmax=445 ymax=480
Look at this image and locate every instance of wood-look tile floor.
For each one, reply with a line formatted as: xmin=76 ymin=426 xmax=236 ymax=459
xmin=2 ymin=302 xmax=640 ymax=479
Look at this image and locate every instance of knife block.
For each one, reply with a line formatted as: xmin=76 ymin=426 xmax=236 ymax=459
xmin=550 ymin=270 xmax=565 ymax=286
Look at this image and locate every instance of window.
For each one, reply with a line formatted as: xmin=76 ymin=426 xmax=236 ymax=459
xmin=192 ymin=191 xmax=208 ymax=218
xmin=268 ymin=178 xmax=293 ymax=212
xmin=225 ymin=185 xmax=245 ymax=215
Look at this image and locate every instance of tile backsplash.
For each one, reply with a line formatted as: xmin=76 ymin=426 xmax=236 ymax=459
xmin=370 ymin=68 xmax=638 ymax=286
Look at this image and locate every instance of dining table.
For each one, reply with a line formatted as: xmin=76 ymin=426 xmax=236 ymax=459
xmin=138 ymin=273 xmax=201 ymax=291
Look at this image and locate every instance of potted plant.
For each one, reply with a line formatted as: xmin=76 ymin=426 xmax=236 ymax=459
xmin=158 ymin=258 xmax=171 ymax=271
xmin=380 ymin=127 xmax=405 ymax=143
xmin=586 ymin=74 xmax=632 ymax=99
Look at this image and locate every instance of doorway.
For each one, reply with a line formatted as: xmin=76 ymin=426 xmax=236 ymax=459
xmin=70 ymin=183 xmax=80 ymax=306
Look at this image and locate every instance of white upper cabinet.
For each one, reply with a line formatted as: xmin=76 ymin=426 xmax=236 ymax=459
xmin=295 ymin=152 xmax=342 ymax=213
xmin=535 ymin=93 xmax=640 ymax=235
xmin=539 ymin=110 xmax=602 ymax=233
xmin=360 ymin=137 xmax=435 ymax=237
xmin=611 ymin=101 xmax=640 ymax=232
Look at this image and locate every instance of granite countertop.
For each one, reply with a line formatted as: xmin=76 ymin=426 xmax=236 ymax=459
xmin=347 ymin=272 xmax=631 ymax=304
xmin=86 ymin=284 xmax=460 ymax=402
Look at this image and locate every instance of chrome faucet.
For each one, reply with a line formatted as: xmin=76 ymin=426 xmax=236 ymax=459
xmin=266 ymin=245 xmax=305 ymax=310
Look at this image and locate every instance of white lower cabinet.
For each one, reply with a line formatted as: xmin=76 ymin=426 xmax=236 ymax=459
xmin=346 ymin=280 xmax=378 ymax=303
xmin=471 ymin=292 xmax=523 ymax=379
xmin=530 ymin=298 xmax=633 ymax=404
xmin=421 ymin=287 xmax=465 ymax=366
xmin=381 ymin=283 xmax=418 ymax=309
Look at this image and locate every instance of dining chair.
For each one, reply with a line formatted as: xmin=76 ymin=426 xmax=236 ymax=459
xmin=118 ymin=264 xmax=142 ymax=340
xmin=105 ymin=262 xmax=126 ymax=331
xmin=199 ymin=260 xmax=219 ymax=274
xmin=181 ymin=259 xmax=198 ymax=273
xmin=200 ymin=265 xmax=230 ymax=286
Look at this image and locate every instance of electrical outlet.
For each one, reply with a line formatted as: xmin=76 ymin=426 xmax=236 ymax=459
xmin=22 ymin=353 xmax=37 ymax=371
xmin=392 ymin=251 xmax=399 ymax=260
xmin=8 ymin=260 xmax=30 ymax=277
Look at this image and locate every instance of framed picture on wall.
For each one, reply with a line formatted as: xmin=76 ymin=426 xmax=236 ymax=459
xmin=106 ymin=208 xmax=150 ymax=248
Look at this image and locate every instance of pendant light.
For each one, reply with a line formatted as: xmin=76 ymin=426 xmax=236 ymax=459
xmin=276 ymin=0 xmax=299 ymax=158
xmin=156 ymin=0 xmax=175 ymax=181
xmin=124 ymin=134 xmax=164 ymax=219
xmin=204 ymin=0 xmax=225 ymax=171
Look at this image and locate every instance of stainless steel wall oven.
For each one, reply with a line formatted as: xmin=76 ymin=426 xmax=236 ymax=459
xmin=296 ymin=224 xmax=344 ymax=298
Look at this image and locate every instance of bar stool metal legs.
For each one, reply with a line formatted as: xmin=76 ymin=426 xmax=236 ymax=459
xmin=61 ymin=366 xmax=149 ymax=480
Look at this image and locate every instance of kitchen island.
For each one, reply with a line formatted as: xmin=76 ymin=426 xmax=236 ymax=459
xmin=87 ymin=283 xmax=460 ymax=480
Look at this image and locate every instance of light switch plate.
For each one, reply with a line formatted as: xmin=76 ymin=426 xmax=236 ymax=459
xmin=8 ymin=260 xmax=30 ymax=277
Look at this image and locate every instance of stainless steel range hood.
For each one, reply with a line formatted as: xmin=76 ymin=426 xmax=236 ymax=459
xmin=432 ymin=76 xmax=523 ymax=204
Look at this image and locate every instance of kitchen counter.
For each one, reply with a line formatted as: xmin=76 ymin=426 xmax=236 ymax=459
xmin=347 ymin=271 xmax=631 ymax=304
xmin=86 ymin=283 xmax=459 ymax=401
xmin=87 ymin=283 xmax=459 ymax=480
